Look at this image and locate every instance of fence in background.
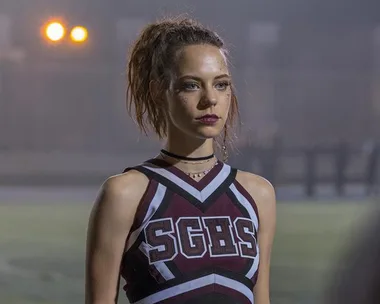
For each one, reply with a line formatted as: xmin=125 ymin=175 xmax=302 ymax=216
xmin=233 ymin=141 xmax=380 ymax=197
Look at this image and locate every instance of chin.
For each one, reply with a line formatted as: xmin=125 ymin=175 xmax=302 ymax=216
xmin=192 ymin=126 xmax=222 ymax=139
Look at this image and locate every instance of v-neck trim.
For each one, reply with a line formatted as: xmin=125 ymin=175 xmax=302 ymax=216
xmin=133 ymin=159 xmax=236 ymax=205
xmin=144 ymin=158 xmax=224 ymax=191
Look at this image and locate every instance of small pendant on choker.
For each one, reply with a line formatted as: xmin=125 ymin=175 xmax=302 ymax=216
xmin=187 ymin=161 xmax=218 ymax=179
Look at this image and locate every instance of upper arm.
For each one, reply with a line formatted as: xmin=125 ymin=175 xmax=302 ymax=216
xmin=85 ymin=171 xmax=149 ymax=304
xmin=237 ymin=172 xmax=277 ymax=304
xmin=253 ymin=178 xmax=276 ymax=296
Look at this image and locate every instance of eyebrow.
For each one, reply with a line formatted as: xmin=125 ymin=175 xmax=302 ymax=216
xmin=179 ymin=74 xmax=231 ymax=81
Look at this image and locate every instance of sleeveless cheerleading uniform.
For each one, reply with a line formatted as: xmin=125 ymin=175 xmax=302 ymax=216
xmin=120 ymin=159 xmax=260 ymax=304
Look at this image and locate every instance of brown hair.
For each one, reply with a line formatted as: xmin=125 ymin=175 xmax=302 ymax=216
xmin=126 ymin=16 xmax=239 ymax=141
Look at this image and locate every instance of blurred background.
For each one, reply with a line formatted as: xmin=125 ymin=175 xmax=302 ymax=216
xmin=0 ymin=0 xmax=379 ymax=303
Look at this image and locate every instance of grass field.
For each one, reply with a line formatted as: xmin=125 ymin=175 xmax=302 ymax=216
xmin=0 ymin=199 xmax=374 ymax=304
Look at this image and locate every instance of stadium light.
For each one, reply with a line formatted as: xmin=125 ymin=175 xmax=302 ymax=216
xmin=70 ymin=26 xmax=88 ymax=43
xmin=44 ymin=21 xmax=66 ymax=42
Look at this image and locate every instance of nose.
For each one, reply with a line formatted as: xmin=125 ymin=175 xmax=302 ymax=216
xmin=200 ymin=87 xmax=217 ymax=107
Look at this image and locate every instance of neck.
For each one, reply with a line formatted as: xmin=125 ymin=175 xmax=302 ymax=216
xmin=164 ymin=137 xmax=214 ymax=159
xmin=160 ymin=128 xmax=217 ymax=175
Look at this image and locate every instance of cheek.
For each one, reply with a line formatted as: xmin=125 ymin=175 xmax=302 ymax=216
xmin=168 ymin=94 xmax=193 ymax=117
xmin=179 ymin=95 xmax=189 ymax=104
xmin=176 ymin=91 xmax=201 ymax=108
xmin=224 ymin=92 xmax=232 ymax=111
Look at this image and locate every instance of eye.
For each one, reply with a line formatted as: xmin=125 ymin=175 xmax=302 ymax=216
xmin=215 ymin=81 xmax=231 ymax=91
xmin=182 ymin=82 xmax=200 ymax=91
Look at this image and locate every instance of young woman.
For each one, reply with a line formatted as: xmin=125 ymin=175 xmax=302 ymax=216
xmin=85 ymin=17 xmax=276 ymax=304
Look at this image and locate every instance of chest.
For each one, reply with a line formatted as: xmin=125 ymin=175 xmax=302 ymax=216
xmin=139 ymin=191 xmax=259 ymax=276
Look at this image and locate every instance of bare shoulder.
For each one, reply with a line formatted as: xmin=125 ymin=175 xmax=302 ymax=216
xmin=100 ymin=170 xmax=149 ymax=204
xmin=236 ymin=170 xmax=275 ymax=202
xmin=91 ymin=169 xmax=150 ymax=225
xmin=236 ymin=170 xmax=276 ymax=220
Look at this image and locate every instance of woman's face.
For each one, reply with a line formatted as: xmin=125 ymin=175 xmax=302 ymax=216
xmin=164 ymin=44 xmax=232 ymax=139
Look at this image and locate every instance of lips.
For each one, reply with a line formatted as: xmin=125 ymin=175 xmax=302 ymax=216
xmin=196 ymin=114 xmax=220 ymax=125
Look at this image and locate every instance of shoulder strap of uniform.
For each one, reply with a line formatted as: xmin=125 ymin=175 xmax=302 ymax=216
xmin=122 ymin=161 xmax=156 ymax=180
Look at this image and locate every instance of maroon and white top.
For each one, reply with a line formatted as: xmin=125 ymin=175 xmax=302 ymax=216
xmin=120 ymin=159 xmax=260 ymax=304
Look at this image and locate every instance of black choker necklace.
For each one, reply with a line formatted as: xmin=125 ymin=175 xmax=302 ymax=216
xmin=160 ymin=149 xmax=214 ymax=161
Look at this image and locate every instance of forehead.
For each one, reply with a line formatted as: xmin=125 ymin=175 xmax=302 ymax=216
xmin=173 ymin=44 xmax=229 ymax=76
